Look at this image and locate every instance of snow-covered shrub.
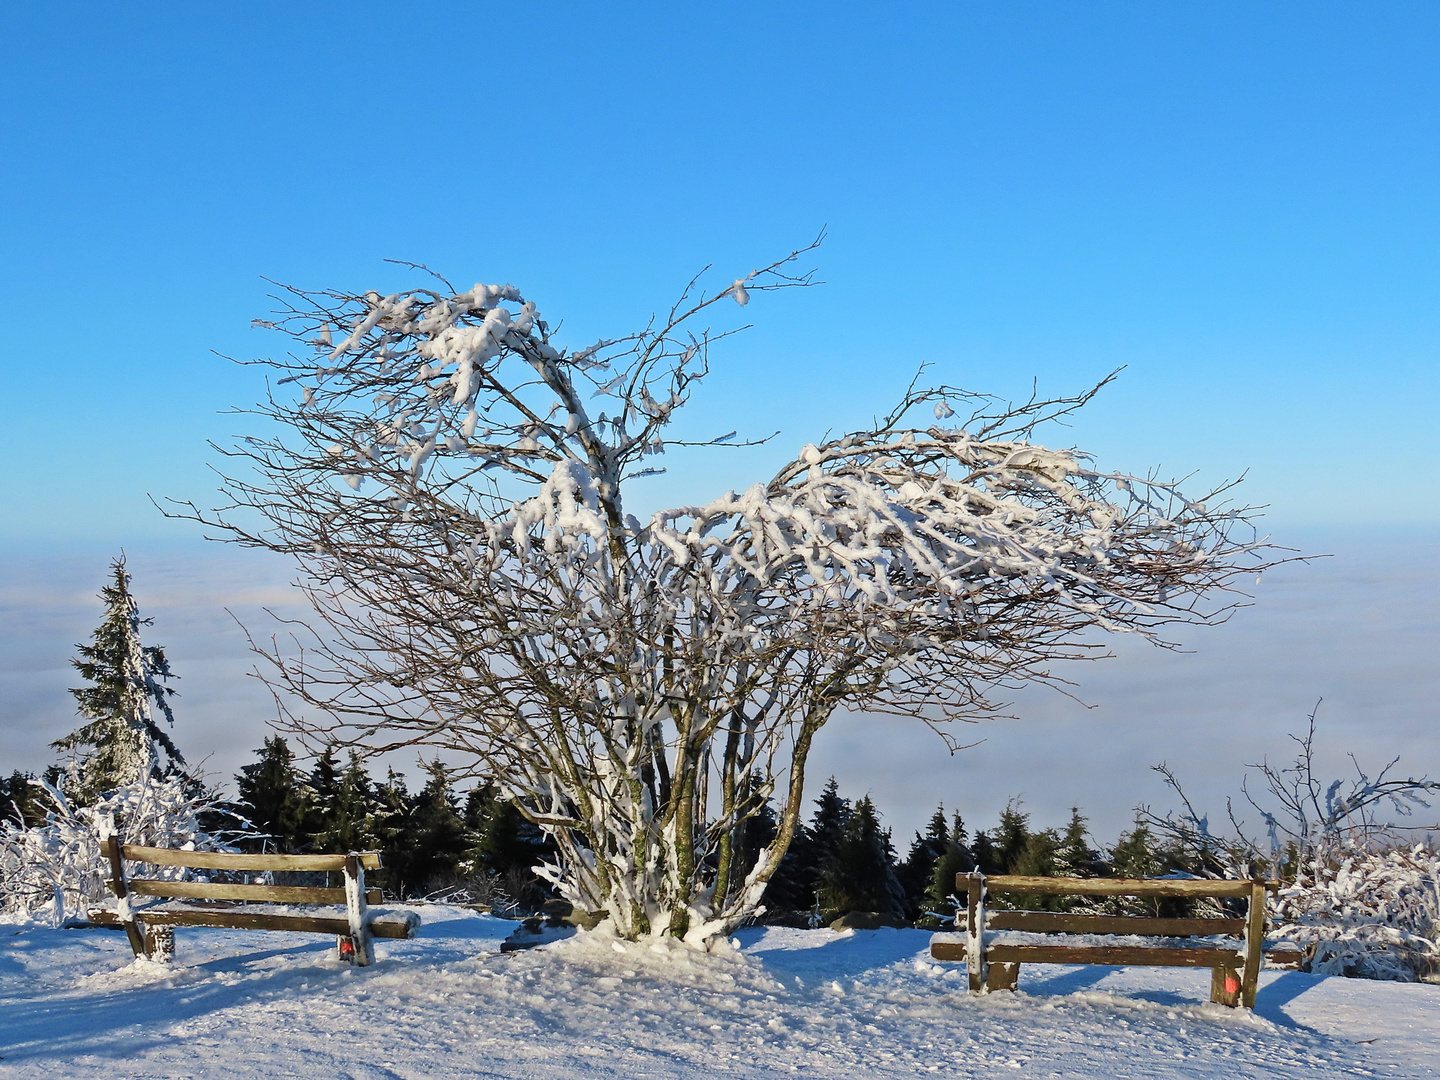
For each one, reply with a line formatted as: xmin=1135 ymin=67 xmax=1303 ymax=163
xmin=1142 ymin=708 xmax=1440 ymax=980
xmin=184 ymin=250 xmax=1277 ymax=944
xmin=0 ymin=773 xmax=232 ymax=925
xmin=1273 ymin=844 xmax=1440 ymax=982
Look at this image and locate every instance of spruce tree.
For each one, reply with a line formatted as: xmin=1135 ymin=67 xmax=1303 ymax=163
xmin=1110 ymin=818 xmax=1160 ymax=879
xmin=1056 ymin=807 xmax=1102 ymax=878
xmin=739 ymin=798 xmax=779 ymax=881
xmin=899 ymin=806 xmax=950 ymax=917
xmin=0 ymin=772 xmax=43 ymax=828
xmin=756 ymin=800 xmax=814 ymax=914
xmin=305 ymin=748 xmax=342 ymax=847
xmin=1013 ymin=829 xmax=1060 ymax=877
xmin=235 ymin=736 xmax=310 ymax=853
xmin=371 ymin=768 xmax=414 ymax=896
xmin=800 ymin=777 xmax=853 ymax=914
xmin=816 ymin=796 xmax=906 ymax=918
xmin=306 ymin=749 xmax=378 ymax=854
xmin=53 ymin=557 xmax=184 ymax=803
xmin=925 ymin=811 xmax=976 ymax=916
xmin=1011 ymin=827 xmax=1064 ymax=910
xmin=805 ymin=777 xmax=852 ymax=874
xmin=406 ymin=760 xmax=469 ymax=893
xmin=971 ymin=828 xmax=999 ymax=875
xmin=993 ymin=799 xmax=1032 ymax=874
xmin=332 ymin=752 xmax=379 ymax=852
xmin=1108 ymin=817 xmax=1167 ymax=916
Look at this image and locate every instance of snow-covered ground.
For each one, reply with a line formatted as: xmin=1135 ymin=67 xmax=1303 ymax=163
xmin=2 ymin=906 xmax=1435 ymax=1079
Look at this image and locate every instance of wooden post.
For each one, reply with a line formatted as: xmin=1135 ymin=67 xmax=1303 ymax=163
xmin=145 ymin=925 xmax=175 ymax=963
xmin=1209 ymin=963 xmax=1242 ymax=1007
xmin=104 ymin=835 xmax=147 ymax=959
xmin=988 ymin=962 xmax=1020 ymax=992
xmin=343 ymin=852 xmax=374 ymax=967
xmin=963 ymin=871 xmax=987 ymax=994
xmin=1241 ymin=880 xmax=1266 ymax=1009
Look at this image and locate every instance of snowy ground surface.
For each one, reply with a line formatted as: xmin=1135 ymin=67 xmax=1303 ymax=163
xmin=2 ymin=906 xmax=1436 ymax=1079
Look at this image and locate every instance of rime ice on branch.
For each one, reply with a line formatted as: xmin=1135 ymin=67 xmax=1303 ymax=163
xmin=178 ymin=243 xmax=1277 ymax=943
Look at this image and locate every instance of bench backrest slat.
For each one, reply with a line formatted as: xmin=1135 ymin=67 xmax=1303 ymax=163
xmin=971 ymin=874 xmax=1262 ymax=899
xmin=122 ymin=845 xmax=381 ymax=872
xmin=129 ymin=879 xmax=383 ymax=906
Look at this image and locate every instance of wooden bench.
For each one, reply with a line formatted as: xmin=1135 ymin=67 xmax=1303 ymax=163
xmin=93 ymin=836 xmax=420 ymax=966
xmin=930 ymin=873 xmax=1301 ymax=1008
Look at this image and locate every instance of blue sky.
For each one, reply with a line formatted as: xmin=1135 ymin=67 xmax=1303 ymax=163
xmin=3 ymin=2 xmax=1438 ymax=539
xmin=1 ymin=4 xmax=1436 ymax=837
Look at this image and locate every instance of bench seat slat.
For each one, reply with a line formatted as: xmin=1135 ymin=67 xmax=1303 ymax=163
xmin=988 ymin=944 xmax=1241 ymax=967
xmin=121 ymin=846 xmax=382 ymax=872
xmin=984 ymin=912 xmax=1246 ymax=936
xmin=129 ymin=879 xmax=382 ymax=905
xmin=137 ymin=907 xmax=420 ymax=939
xmin=1265 ymin=946 xmax=1305 ymax=969
xmin=930 ymin=941 xmax=1241 ymax=967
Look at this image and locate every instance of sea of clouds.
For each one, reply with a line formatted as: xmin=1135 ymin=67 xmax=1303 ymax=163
xmin=1 ymin=528 xmax=1435 ymax=845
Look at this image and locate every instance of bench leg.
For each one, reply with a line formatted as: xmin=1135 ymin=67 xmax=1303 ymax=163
xmin=343 ymin=854 xmax=375 ymax=967
xmin=988 ymin=962 xmax=1020 ymax=992
xmin=144 ymin=926 xmax=175 ymax=964
xmin=1242 ymin=881 xmax=1266 ymax=1009
xmin=1210 ymin=964 xmax=1242 ymax=1007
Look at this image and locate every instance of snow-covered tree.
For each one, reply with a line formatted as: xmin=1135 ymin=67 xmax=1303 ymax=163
xmin=1144 ymin=705 xmax=1439 ymax=880
xmin=52 ymin=557 xmax=184 ymax=805
xmin=311 ymin=750 xmax=378 ymax=855
xmin=1142 ymin=708 xmax=1440 ymax=977
xmin=178 ymin=245 xmax=1275 ymax=943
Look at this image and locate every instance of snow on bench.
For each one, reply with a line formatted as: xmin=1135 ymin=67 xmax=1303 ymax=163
xmin=930 ymin=872 xmax=1302 ymax=1008
xmin=91 ymin=837 xmax=420 ymax=967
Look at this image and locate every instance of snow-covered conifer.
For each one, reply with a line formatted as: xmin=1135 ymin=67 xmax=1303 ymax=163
xmin=314 ymin=751 xmax=378 ymax=855
xmin=51 ymin=557 xmax=184 ymax=804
